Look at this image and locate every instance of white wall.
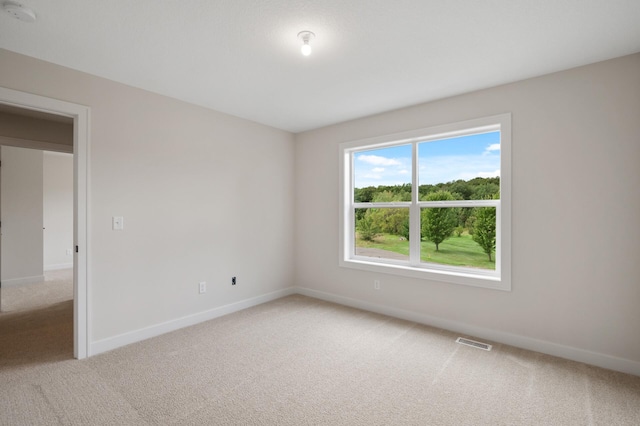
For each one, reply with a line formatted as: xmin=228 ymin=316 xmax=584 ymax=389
xmin=0 ymin=49 xmax=295 ymax=346
xmin=0 ymin=146 xmax=44 ymax=285
xmin=43 ymin=151 xmax=73 ymax=271
xmin=294 ymin=53 xmax=640 ymax=374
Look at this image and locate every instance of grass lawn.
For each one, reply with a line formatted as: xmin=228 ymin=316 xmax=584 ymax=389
xmin=356 ymin=233 xmax=495 ymax=270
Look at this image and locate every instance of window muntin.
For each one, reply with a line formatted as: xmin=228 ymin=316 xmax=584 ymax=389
xmin=340 ymin=114 xmax=511 ymax=291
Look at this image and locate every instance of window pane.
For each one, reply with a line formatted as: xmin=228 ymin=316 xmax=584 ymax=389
xmin=418 ymin=132 xmax=500 ymax=201
xmin=420 ymin=207 xmax=496 ymax=270
xmin=354 ymin=207 xmax=409 ymax=262
xmin=354 ymin=145 xmax=412 ymax=202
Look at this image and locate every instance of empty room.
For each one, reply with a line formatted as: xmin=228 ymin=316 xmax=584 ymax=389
xmin=1 ymin=1 xmax=639 ymax=425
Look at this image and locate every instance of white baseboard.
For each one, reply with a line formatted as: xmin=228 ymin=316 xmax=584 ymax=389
xmin=90 ymin=287 xmax=297 ymax=356
xmin=1 ymin=275 xmax=45 ymax=288
xmin=44 ymin=263 xmax=73 ymax=271
xmin=296 ymin=287 xmax=640 ymax=377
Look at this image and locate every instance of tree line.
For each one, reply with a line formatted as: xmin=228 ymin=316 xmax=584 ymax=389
xmin=354 ymin=176 xmax=499 ymax=203
xmin=355 ymin=177 xmax=499 ymax=261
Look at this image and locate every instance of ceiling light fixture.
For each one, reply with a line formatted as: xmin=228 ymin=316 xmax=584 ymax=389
xmin=297 ymin=31 xmax=315 ymax=56
xmin=3 ymin=1 xmax=36 ymax=23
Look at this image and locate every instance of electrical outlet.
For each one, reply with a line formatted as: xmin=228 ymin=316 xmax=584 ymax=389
xmin=199 ymin=281 xmax=206 ymax=294
xmin=66 ymin=248 xmax=73 ymax=256
xmin=232 ymin=276 xmax=236 ymax=285
xmin=374 ymin=279 xmax=381 ymax=290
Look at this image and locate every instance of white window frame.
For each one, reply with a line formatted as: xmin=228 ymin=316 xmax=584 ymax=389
xmin=339 ymin=113 xmax=511 ymax=291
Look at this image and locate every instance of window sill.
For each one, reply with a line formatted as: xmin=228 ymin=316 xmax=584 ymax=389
xmin=340 ymin=257 xmax=510 ymax=291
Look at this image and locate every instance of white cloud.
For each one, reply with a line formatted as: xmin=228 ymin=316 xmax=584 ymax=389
xmin=358 ymin=154 xmax=401 ymax=166
xmin=354 ymin=154 xmax=412 ymax=187
xmin=484 ymin=143 xmax=500 ymax=154
xmin=478 ymin=169 xmax=500 ymax=178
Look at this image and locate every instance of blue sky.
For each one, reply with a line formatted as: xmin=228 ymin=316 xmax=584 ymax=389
xmin=354 ymin=131 xmax=500 ymax=188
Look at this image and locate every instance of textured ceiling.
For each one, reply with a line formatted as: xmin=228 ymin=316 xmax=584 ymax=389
xmin=1 ymin=1 xmax=639 ymax=133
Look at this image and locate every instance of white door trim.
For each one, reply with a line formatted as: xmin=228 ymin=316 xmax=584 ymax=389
xmin=0 ymin=86 xmax=90 ymax=359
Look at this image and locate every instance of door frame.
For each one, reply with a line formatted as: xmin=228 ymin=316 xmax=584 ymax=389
xmin=0 ymin=86 xmax=90 ymax=359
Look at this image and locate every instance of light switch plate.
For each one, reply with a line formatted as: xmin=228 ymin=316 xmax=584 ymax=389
xmin=112 ymin=216 xmax=124 ymax=230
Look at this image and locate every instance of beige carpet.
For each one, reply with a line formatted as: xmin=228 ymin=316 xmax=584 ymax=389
xmin=0 ymin=268 xmax=73 ymax=314
xmin=1 ymin=283 xmax=639 ymax=425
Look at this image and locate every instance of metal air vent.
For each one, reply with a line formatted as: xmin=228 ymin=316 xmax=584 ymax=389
xmin=456 ymin=337 xmax=492 ymax=351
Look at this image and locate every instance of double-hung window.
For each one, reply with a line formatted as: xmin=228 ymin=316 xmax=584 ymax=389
xmin=340 ymin=114 xmax=511 ymax=290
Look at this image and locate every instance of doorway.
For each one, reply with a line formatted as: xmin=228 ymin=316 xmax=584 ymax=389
xmin=0 ymin=147 xmax=74 ymax=304
xmin=1 ymin=146 xmax=75 ymax=362
xmin=0 ymin=87 xmax=89 ymax=359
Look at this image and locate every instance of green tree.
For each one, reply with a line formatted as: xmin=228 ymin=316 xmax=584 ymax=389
xmin=473 ymin=183 xmax=500 ymax=200
xmin=371 ymin=208 xmax=409 ymax=237
xmin=418 ymin=184 xmax=436 ymax=199
xmin=449 ymin=180 xmax=473 ymax=200
xmin=354 ymin=186 xmax=376 ymax=202
xmin=421 ymin=190 xmax=457 ymax=251
xmin=472 ymin=207 xmax=496 ymax=261
xmin=457 ymin=206 xmax=473 ymax=228
xmin=368 ymin=191 xmax=410 ymax=240
xmin=357 ymin=211 xmax=378 ymax=241
xmin=398 ymin=215 xmax=410 ymax=240
xmin=465 ymin=214 xmax=476 ymax=235
xmin=371 ymin=190 xmax=396 ymax=202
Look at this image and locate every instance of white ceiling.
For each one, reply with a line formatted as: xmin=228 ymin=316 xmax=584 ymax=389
xmin=1 ymin=1 xmax=639 ymax=133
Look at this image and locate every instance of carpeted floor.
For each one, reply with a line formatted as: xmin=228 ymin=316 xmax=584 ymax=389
xmin=1 ymin=276 xmax=639 ymax=425
xmin=0 ymin=268 xmax=73 ymax=314
xmin=0 ymin=269 xmax=74 ymax=368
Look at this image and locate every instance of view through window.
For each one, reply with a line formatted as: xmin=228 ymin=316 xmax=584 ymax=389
xmin=341 ymin=115 xmax=511 ymax=290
